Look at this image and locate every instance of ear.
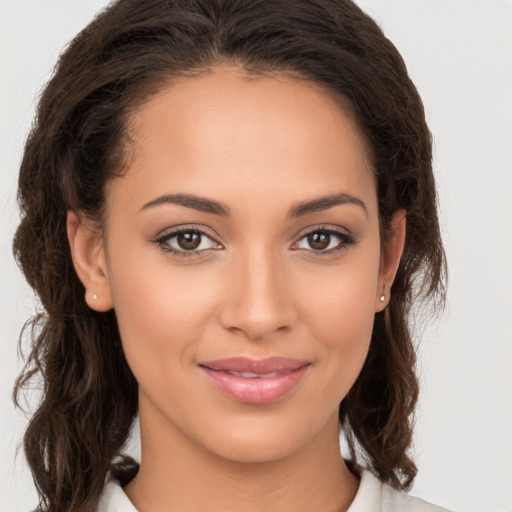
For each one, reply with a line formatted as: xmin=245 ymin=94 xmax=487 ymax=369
xmin=375 ymin=210 xmax=406 ymax=312
xmin=67 ymin=210 xmax=113 ymax=312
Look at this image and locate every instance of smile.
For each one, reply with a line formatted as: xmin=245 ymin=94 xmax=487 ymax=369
xmin=199 ymin=357 xmax=310 ymax=404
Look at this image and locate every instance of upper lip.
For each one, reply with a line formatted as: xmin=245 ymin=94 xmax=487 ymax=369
xmin=199 ymin=357 xmax=310 ymax=374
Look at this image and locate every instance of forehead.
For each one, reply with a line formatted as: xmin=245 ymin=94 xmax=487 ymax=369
xmin=112 ymin=67 xmax=376 ymax=216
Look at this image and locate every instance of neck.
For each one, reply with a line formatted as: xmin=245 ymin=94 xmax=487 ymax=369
xmin=124 ymin=399 xmax=359 ymax=512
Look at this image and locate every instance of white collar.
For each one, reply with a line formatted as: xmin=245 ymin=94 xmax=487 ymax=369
xmin=97 ymin=468 xmax=448 ymax=512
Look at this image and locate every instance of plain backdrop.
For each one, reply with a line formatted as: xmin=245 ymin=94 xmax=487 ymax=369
xmin=1 ymin=1 xmax=511 ymax=511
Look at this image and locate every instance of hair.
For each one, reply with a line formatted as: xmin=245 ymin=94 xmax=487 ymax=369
xmin=13 ymin=0 xmax=446 ymax=510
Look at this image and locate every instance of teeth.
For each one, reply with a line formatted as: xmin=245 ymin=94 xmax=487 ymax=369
xmin=226 ymin=370 xmax=283 ymax=378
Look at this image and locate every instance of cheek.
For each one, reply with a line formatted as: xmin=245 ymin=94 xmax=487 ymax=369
xmin=304 ymin=272 xmax=376 ymax=330
xmin=295 ymin=255 xmax=380 ymax=397
xmin=106 ymin=244 xmax=221 ymax=381
xmin=300 ymin=248 xmax=380 ymax=336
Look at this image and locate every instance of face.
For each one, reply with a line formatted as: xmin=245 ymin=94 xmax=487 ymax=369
xmin=71 ymin=68 xmax=404 ymax=464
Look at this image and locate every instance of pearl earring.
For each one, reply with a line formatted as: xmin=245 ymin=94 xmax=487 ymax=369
xmin=379 ymin=294 xmax=385 ymax=302
xmin=92 ymin=294 xmax=98 ymax=300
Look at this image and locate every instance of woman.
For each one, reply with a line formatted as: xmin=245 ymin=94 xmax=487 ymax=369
xmin=13 ymin=0 xmax=448 ymax=510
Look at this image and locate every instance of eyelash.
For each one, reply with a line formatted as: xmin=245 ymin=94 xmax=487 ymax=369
xmin=292 ymin=227 xmax=357 ymax=257
xmin=154 ymin=226 xmax=221 ymax=259
xmin=154 ymin=225 xmax=357 ymax=259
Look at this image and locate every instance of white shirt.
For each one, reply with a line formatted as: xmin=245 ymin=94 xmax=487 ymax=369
xmin=97 ymin=469 xmax=452 ymax=511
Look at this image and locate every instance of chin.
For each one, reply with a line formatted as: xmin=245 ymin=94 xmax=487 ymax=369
xmin=209 ymin=435 xmax=301 ymax=465
xmin=197 ymin=410 xmax=336 ymax=465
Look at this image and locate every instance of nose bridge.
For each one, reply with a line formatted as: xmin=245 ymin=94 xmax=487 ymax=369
xmin=219 ymin=240 xmax=296 ymax=340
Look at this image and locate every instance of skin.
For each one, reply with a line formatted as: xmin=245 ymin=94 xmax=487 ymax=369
xmin=68 ymin=67 xmax=405 ymax=512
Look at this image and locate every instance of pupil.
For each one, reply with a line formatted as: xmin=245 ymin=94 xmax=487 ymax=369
xmin=308 ymin=232 xmax=330 ymax=250
xmin=177 ymin=231 xmax=201 ymax=250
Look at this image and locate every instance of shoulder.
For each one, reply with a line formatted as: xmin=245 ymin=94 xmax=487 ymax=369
xmin=97 ymin=478 xmax=139 ymax=512
xmin=348 ymin=470 xmax=454 ymax=512
xmin=29 ymin=478 xmax=138 ymax=512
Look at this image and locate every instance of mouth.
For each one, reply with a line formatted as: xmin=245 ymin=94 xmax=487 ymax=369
xmin=198 ymin=357 xmax=310 ymax=404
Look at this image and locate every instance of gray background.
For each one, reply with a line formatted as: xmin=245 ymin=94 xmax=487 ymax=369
xmin=1 ymin=1 xmax=511 ymax=511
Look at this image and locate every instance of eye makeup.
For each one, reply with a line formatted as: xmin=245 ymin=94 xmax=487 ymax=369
xmin=291 ymin=225 xmax=358 ymax=258
xmin=153 ymin=223 xmax=358 ymax=260
xmin=154 ymin=226 xmax=222 ymax=259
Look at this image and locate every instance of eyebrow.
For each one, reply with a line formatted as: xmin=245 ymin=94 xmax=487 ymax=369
xmin=287 ymin=193 xmax=367 ymax=218
xmin=140 ymin=193 xmax=230 ymax=216
xmin=140 ymin=192 xmax=367 ymax=218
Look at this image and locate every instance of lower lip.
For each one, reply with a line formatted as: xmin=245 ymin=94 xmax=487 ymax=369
xmin=200 ymin=365 xmax=309 ymax=404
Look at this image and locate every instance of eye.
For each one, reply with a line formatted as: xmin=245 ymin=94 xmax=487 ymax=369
xmin=292 ymin=228 xmax=356 ymax=254
xmin=155 ymin=227 xmax=222 ymax=257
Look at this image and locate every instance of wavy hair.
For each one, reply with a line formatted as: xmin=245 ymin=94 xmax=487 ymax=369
xmin=13 ymin=0 xmax=446 ymax=510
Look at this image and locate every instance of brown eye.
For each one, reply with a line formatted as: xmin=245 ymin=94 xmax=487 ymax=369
xmin=307 ymin=231 xmax=331 ymax=250
xmin=293 ymin=228 xmax=356 ymax=254
xmin=156 ymin=228 xmax=221 ymax=257
xmin=177 ymin=231 xmax=202 ymax=250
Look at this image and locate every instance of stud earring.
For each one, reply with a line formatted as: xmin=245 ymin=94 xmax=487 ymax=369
xmin=379 ymin=284 xmax=385 ymax=302
xmin=92 ymin=294 xmax=98 ymax=300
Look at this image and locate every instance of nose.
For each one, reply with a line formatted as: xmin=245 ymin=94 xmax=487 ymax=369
xmin=218 ymin=245 xmax=297 ymax=341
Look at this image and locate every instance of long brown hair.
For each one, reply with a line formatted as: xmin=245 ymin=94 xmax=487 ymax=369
xmin=13 ymin=0 xmax=446 ymax=510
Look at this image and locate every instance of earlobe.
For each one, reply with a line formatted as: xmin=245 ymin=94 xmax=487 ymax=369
xmin=67 ymin=210 xmax=113 ymax=312
xmin=375 ymin=210 xmax=406 ymax=312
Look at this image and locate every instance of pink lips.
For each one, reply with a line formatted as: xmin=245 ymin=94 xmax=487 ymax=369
xmin=199 ymin=357 xmax=310 ymax=404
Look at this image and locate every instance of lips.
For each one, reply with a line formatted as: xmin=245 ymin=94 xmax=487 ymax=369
xmin=199 ymin=357 xmax=310 ymax=404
